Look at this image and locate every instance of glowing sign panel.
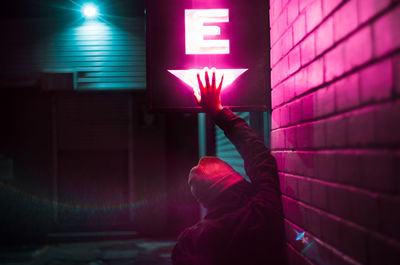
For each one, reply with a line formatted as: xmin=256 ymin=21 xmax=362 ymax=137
xmin=185 ymin=9 xmax=229 ymax=54
xmin=168 ymin=68 xmax=247 ymax=92
xmin=147 ymin=0 xmax=269 ymax=111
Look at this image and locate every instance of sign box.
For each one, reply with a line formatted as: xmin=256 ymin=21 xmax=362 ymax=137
xmin=147 ymin=0 xmax=269 ymax=111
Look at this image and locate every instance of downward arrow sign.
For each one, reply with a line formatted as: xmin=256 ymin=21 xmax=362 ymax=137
xmin=168 ymin=68 xmax=248 ymax=93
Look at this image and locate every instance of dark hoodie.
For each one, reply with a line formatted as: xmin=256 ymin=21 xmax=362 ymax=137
xmin=172 ymin=108 xmax=287 ymax=265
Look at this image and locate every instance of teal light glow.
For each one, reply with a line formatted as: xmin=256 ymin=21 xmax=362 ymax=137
xmin=44 ymin=17 xmax=146 ymax=91
xmin=82 ymin=3 xmax=99 ymax=19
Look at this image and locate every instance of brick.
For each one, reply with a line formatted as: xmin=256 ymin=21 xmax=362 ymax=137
xmin=348 ymin=108 xmax=375 ymax=146
xmin=271 ymin=10 xmax=289 ymax=45
xmin=330 ymin=253 xmax=361 ymax=265
xmin=281 ymin=104 xmax=291 ymax=127
xmin=335 ymin=152 xmax=362 ymax=185
xmin=285 ymin=127 xmax=297 ymax=149
xmin=271 ymin=129 xmax=285 ymax=149
xmin=335 ymin=73 xmax=360 ymax=112
xmin=289 ymin=45 xmax=301 ymax=74
xmin=271 ymin=85 xmax=284 ymax=109
xmin=344 ymin=26 xmax=373 ymax=72
xmin=274 ymin=151 xmax=284 ymax=171
xmin=316 ymin=85 xmax=335 ymax=117
xmin=325 ymin=44 xmax=345 ymax=82
xmin=394 ymin=53 xmax=400 ymax=96
xmin=304 ymin=206 xmax=321 ymax=236
xmin=367 ymin=233 xmax=400 ymax=265
xmin=304 ymin=238 xmax=333 ymax=264
xmin=327 ymin=185 xmax=352 ymax=219
xmin=283 ymin=151 xmax=301 ymax=175
xmin=322 ymin=0 xmax=343 ymax=16
xmin=362 ymin=152 xmax=395 ymax=192
xmin=297 ymin=123 xmax=313 ymax=149
xmin=360 ymin=59 xmax=393 ymax=104
xmin=299 ymin=152 xmax=316 ymax=177
xmin=340 ymin=221 xmax=368 ymax=263
xmin=271 ymin=42 xmax=281 ymax=66
xmin=380 ymin=195 xmax=400 ymax=241
xmin=320 ymin=214 xmax=341 ymax=247
xmin=288 ymin=0 xmax=300 ymax=25
xmin=283 ymin=76 xmax=296 ymax=102
xmin=293 ymin=14 xmax=306 ymax=45
xmin=282 ymin=27 xmax=294 ymax=56
xmin=300 ymin=33 xmax=316 ymax=66
xmin=312 ymin=120 xmax=325 ymax=148
xmin=271 ymin=67 xmax=279 ymax=89
xmin=298 ymin=178 xmax=312 ymax=203
xmin=375 ymin=102 xmax=400 ymax=146
xmin=311 ymin=180 xmax=328 ymax=210
xmin=294 ymin=68 xmax=309 ymax=96
xmin=373 ymin=5 xmax=400 ymax=57
xmin=272 ymin=55 xmax=289 ymax=87
xmin=290 ymin=99 xmax=302 ymax=124
xmin=315 ymin=152 xmax=336 ymax=180
xmin=283 ymin=0 xmax=290 ymax=9
xmin=270 ymin=23 xmax=280 ymax=47
xmin=307 ymin=58 xmax=324 ymax=89
xmin=270 ymin=0 xmax=283 ymax=25
xmin=315 ymin=18 xmax=334 ymax=55
xmin=305 ymin=0 xmax=323 ymax=33
xmin=326 ymin=115 xmax=347 ymax=147
xmin=357 ymin=0 xmax=391 ymax=25
xmin=287 ymin=244 xmax=313 ymax=265
xmin=333 ymin=0 xmax=358 ymax=41
xmin=301 ymin=93 xmax=316 ymax=121
xmin=299 ymin=0 xmax=316 ymax=12
xmin=282 ymin=196 xmax=307 ymax=227
xmin=271 ymin=108 xmax=281 ymax=129
xmin=280 ymin=173 xmax=299 ymax=198
xmin=350 ymin=191 xmax=379 ymax=230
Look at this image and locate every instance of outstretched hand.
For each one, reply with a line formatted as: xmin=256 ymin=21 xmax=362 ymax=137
xmin=194 ymin=67 xmax=224 ymax=115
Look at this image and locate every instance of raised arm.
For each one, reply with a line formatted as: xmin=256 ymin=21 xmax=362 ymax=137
xmin=195 ymin=68 xmax=279 ymax=192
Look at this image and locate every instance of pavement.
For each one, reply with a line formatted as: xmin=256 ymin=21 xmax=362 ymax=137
xmin=0 ymin=239 xmax=176 ymax=265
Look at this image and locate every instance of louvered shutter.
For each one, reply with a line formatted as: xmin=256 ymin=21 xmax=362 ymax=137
xmin=215 ymin=112 xmax=250 ymax=181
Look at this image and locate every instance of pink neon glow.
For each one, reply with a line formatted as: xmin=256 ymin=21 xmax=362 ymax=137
xmin=168 ymin=68 xmax=248 ymax=94
xmin=185 ymin=9 xmax=230 ymax=54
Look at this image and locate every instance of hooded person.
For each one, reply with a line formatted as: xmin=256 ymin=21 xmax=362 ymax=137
xmin=188 ymin=156 xmax=244 ymax=208
xmin=171 ymin=68 xmax=287 ymax=265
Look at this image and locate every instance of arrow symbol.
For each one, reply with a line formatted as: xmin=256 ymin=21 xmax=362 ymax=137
xmin=168 ymin=68 xmax=248 ymax=92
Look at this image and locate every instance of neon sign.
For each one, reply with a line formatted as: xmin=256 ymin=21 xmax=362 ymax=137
xmin=147 ymin=0 xmax=269 ymax=111
xmin=169 ymin=9 xmax=248 ymax=92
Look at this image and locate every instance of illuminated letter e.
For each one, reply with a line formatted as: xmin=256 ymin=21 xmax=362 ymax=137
xmin=185 ymin=9 xmax=229 ymax=54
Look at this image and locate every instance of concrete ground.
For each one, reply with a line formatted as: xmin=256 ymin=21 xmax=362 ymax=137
xmin=0 ymin=239 xmax=176 ymax=265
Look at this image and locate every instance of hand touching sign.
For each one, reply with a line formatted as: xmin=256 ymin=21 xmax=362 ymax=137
xmin=194 ymin=67 xmax=224 ymax=115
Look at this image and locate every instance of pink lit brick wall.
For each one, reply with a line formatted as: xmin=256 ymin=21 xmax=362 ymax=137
xmin=269 ymin=0 xmax=400 ymax=264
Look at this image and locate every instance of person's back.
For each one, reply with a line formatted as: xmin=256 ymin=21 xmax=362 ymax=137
xmin=172 ymin=68 xmax=287 ymax=265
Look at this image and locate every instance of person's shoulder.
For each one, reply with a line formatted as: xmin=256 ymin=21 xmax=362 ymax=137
xmin=177 ymin=220 xmax=205 ymax=243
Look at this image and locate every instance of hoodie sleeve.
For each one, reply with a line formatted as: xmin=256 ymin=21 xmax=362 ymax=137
xmin=212 ymin=107 xmax=282 ymax=213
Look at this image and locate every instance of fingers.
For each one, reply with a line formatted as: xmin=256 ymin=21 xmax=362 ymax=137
xmin=204 ymin=67 xmax=210 ymax=92
xmin=197 ymin=72 xmax=204 ymax=90
xmin=211 ymin=67 xmax=216 ymax=89
xmin=217 ymin=74 xmax=224 ymax=93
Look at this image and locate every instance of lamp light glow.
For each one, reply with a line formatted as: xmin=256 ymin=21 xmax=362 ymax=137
xmin=82 ymin=3 xmax=98 ymax=19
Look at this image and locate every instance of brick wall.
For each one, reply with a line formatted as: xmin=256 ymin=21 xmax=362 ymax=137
xmin=269 ymin=0 xmax=400 ymax=264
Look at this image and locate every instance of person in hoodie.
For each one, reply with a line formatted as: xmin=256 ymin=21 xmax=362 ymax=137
xmin=172 ymin=68 xmax=287 ymax=265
